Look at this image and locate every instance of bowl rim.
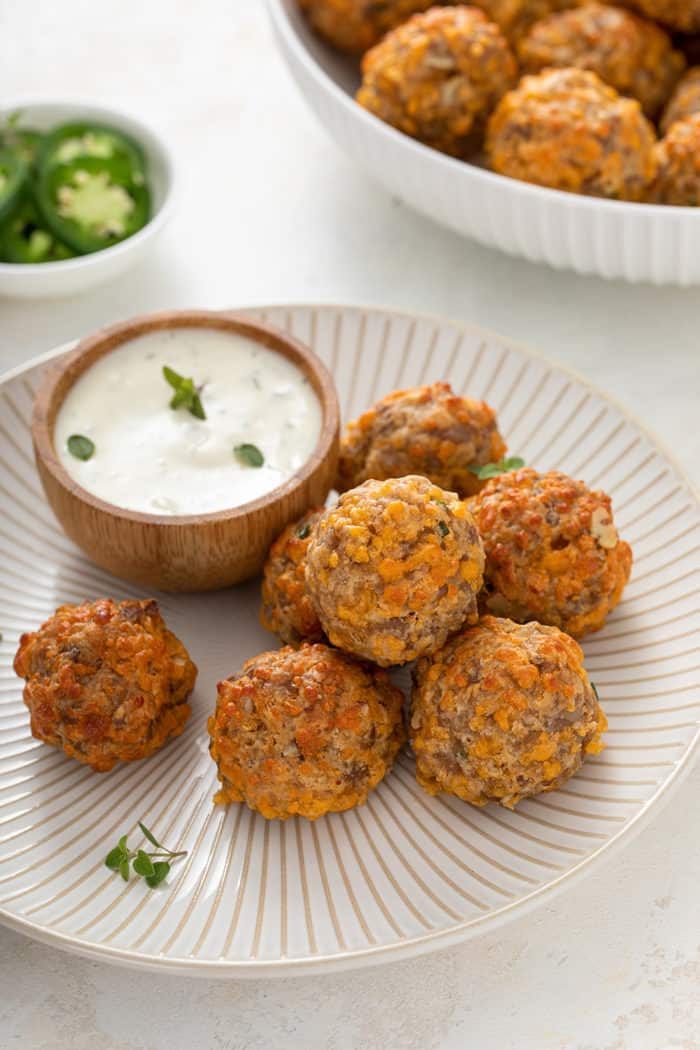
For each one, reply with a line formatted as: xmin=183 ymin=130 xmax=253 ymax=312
xmin=0 ymin=96 xmax=177 ymax=275
xmin=31 ymin=308 xmax=340 ymax=527
xmin=268 ymin=0 xmax=700 ymax=217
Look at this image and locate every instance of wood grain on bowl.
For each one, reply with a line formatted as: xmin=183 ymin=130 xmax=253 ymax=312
xmin=32 ymin=310 xmax=340 ymax=591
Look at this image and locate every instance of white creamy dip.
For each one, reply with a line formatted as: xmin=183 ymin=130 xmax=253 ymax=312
xmin=55 ymin=328 xmax=323 ymax=515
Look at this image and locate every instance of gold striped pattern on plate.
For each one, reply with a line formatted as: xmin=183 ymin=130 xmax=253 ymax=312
xmin=0 ymin=304 xmax=698 ymax=975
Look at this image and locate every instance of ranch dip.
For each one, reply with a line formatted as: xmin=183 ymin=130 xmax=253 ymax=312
xmin=55 ymin=327 xmax=323 ymax=516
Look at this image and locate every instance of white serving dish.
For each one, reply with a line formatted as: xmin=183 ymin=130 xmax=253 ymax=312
xmin=268 ymin=0 xmax=700 ymax=286
xmin=0 ymin=99 xmax=175 ymax=299
xmin=1 ymin=302 xmax=699 ymax=976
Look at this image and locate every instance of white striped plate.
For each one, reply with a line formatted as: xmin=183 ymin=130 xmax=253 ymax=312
xmin=1 ymin=303 xmax=699 ymax=976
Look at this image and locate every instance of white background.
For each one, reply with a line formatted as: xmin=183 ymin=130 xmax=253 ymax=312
xmin=1 ymin=2 xmax=699 ymax=1047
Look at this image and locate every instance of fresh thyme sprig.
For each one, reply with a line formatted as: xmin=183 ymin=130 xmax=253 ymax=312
xmin=105 ymin=821 xmax=187 ymax=888
xmin=162 ymin=365 xmax=206 ymax=420
xmin=468 ymin=456 xmax=525 ymax=480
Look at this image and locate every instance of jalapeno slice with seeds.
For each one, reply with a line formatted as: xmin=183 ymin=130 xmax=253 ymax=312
xmin=0 ymin=150 xmax=28 ymax=223
xmin=36 ymin=154 xmax=150 ymax=254
xmin=37 ymin=122 xmax=147 ymax=183
xmin=0 ymin=197 xmax=74 ymax=264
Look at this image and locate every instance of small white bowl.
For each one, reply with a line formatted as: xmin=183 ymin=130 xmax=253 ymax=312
xmin=269 ymin=0 xmax=700 ymax=286
xmin=0 ymin=99 xmax=175 ymax=299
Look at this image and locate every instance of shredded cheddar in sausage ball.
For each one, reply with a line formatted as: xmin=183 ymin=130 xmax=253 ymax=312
xmin=356 ymin=6 xmax=518 ymax=158
xmin=617 ymin=0 xmax=700 ymax=34
xmin=305 ymin=475 xmax=485 ymax=666
xmin=469 ymin=0 xmax=578 ymax=42
xmin=411 ymin=616 xmax=607 ymax=808
xmin=486 ymin=67 xmax=658 ymax=200
xmin=648 ymin=113 xmax=700 ymax=205
xmin=472 ymin=468 xmax=632 ymax=637
xmin=13 ymin=599 xmax=196 ymax=772
xmin=297 ymin=0 xmax=463 ymax=54
xmin=661 ymin=66 xmax=700 ymax=134
xmin=337 ymin=382 xmax=507 ymax=497
xmin=516 ymin=3 xmax=685 ymax=119
xmin=260 ymin=507 xmax=325 ymax=645
xmin=208 ymin=643 xmax=405 ymax=819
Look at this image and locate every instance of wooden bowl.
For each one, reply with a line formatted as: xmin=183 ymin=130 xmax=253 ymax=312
xmin=32 ymin=310 xmax=340 ymax=591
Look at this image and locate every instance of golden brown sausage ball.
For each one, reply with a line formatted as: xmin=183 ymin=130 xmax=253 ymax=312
xmin=13 ymin=599 xmax=196 ymax=772
xmin=617 ymin=0 xmax=700 ymax=34
xmin=472 ymin=468 xmax=632 ymax=637
xmin=486 ymin=67 xmax=658 ymax=200
xmin=660 ymin=66 xmax=700 ymax=134
xmin=356 ymin=6 xmax=518 ymax=157
xmin=516 ymin=3 xmax=685 ymax=118
xmin=469 ymin=0 xmax=578 ymax=41
xmin=260 ymin=507 xmax=325 ymax=645
xmin=648 ymin=114 xmax=700 ymax=205
xmin=305 ymin=475 xmax=485 ymax=666
xmin=337 ymin=382 xmax=507 ymax=497
xmin=297 ymin=0 xmax=463 ymax=53
xmin=208 ymin=643 xmax=405 ymax=819
xmin=410 ymin=616 xmax=607 ymax=808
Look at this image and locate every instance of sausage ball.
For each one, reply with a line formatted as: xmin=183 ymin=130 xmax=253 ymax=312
xmin=486 ymin=67 xmax=657 ymax=200
xmin=617 ymin=0 xmax=700 ymax=34
xmin=208 ymin=643 xmax=405 ymax=819
xmin=410 ymin=616 xmax=607 ymax=808
xmin=337 ymin=382 xmax=507 ymax=497
xmin=661 ymin=66 xmax=700 ymax=134
xmin=516 ymin=4 xmax=685 ymax=118
xmin=296 ymin=0 xmax=463 ymax=53
xmin=260 ymin=507 xmax=325 ymax=645
xmin=648 ymin=114 xmax=700 ymax=205
xmin=472 ymin=468 xmax=632 ymax=637
xmin=13 ymin=599 xmax=196 ymax=772
xmin=305 ymin=475 xmax=485 ymax=666
xmin=356 ymin=6 xmax=518 ymax=158
xmin=469 ymin=0 xmax=578 ymax=41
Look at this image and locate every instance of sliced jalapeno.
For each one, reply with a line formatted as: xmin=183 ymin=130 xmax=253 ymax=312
xmin=0 ymin=197 xmax=75 ymax=263
xmin=0 ymin=150 xmax=28 ymax=223
xmin=37 ymin=122 xmax=147 ymax=184
xmin=36 ymin=154 xmax=150 ymax=254
xmin=0 ymin=128 xmax=43 ymax=167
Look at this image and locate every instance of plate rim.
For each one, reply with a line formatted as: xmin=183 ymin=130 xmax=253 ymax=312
xmin=1 ymin=299 xmax=699 ymax=977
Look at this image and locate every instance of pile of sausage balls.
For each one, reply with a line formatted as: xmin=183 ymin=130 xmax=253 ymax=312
xmin=232 ymin=379 xmax=628 ymax=819
xmin=14 ymin=380 xmax=632 ymax=822
xmin=298 ymin=0 xmax=700 ymax=205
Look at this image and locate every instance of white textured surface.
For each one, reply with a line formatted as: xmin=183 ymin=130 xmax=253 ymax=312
xmin=271 ymin=0 xmax=700 ymax=287
xmin=1 ymin=1 xmax=699 ymax=1047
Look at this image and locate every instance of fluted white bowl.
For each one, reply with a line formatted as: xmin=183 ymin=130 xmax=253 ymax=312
xmin=269 ymin=0 xmax=700 ymax=286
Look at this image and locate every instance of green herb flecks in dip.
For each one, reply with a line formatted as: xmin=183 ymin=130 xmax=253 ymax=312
xmin=55 ymin=328 xmax=322 ymax=516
